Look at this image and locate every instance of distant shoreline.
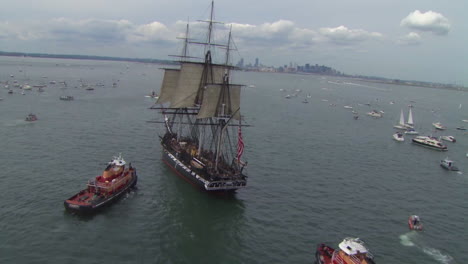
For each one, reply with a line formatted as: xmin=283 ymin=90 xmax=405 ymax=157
xmin=1 ymin=51 xmax=465 ymax=91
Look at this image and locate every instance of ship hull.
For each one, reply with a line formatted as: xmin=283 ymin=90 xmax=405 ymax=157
xmin=412 ymin=139 xmax=447 ymax=151
xmin=161 ymin=147 xmax=246 ymax=192
xmin=64 ymin=174 xmax=137 ymax=214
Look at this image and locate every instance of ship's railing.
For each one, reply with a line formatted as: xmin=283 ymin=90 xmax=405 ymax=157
xmin=331 ymin=252 xmax=344 ymax=264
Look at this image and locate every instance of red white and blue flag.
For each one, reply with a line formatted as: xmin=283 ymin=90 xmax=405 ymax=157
xmin=236 ymin=126 xmax=244 ymax=162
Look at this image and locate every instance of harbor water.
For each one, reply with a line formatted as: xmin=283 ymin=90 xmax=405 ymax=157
xmin=0 ymin=56 xmax=466 ymax=263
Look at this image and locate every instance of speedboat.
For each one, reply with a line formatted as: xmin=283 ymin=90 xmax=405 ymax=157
xmin=393 ymin=132 xmax=404 ymax=142
xmin=344 ymin=105 xmax=353 ymax=109
xmin=316 ymin=237 xmax=376 ymax=264
xmin=145 ymin=91 xmax=159 ymax=99
xmin=440 ymin=135 xmax=456 ymax=143
xmin=412 ymin=136 xmax=447 ymax=151
xmin=404 ymin=128 xmax=419 ymax=135
xmin=60 ymin=95 xmax=74 ymax=101
xmin=432 ymin=122 xmax=446 ymax=130
xmin=456 ymin=126 xmax=466 ymax=130
xmin=440 ymin=158 xmax=459 ymax=171
xmin=408 ymin=215 xmax=423 ymax=231
xmin=366 ymin=110 xmax=382 ymax=118
xmin=25 ymin=113 xmax=38 ymax=122
xmin=64 ymin=154 xmax=137 ymax=213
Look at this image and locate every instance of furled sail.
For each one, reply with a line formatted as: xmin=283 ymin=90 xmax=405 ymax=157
xmin=156 ymin=69 xmax=180 ymax=104
xmin=197 ymin=84 xmax=241 ymax=120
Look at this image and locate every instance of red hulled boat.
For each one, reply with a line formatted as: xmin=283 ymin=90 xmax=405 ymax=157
xmin=64 ymin=154 xmax=137 ymax=213
xmin=316 ymin=237 xmax=376 ymax=264
xmin=408 ymin=215 xmax=423 ymax=231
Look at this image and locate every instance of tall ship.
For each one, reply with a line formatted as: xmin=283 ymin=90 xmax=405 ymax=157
xmin=151 ymin=1 xmax=248 ymax=192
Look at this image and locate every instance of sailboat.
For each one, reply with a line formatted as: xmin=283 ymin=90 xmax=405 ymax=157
xmin=405 ymin=107 xmax=414 ymax=128
xmin=393 ymin=109 xmax=406 ymax=130
xmin=151 ymin=1 xmax=248 ymax=192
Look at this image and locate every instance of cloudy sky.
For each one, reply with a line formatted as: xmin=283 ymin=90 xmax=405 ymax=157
xmin=1 ymin=0 xmax=466 ymax=85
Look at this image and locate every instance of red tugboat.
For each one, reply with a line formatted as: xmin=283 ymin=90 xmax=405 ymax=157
xmin=408 ymin=215 xmax=423 ymax=231
xmin=64 ymin=154 xmax=137 ymax=213
xmin=316 ymin=237 xmax=376 ymax=264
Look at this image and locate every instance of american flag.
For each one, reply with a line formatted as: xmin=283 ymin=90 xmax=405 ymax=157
xmin=236 ymin=126 xmax=244 ymax=162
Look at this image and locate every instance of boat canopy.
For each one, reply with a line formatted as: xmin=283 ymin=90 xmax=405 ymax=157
xmin=338 ymin=238 xmax=368 ymax=255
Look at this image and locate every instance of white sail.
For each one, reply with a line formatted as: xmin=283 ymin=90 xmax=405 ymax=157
xmin=407 ymin=108 xmax=414 ymax=126
xmin=156 ymin=69 xmax=180 ymax=105
xmin=399 ymin=109 xmax=405 ymax=125
xmin=197 ymin=84 xmax=241 ymax=120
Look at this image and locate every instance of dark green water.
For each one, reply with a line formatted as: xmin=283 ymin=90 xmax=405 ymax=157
xmin=0 ymin=57 xmax=466 ymax=263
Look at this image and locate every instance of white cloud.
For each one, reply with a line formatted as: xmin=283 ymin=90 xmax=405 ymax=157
xmin=400 ymin=10 xmax=450 ymax=35
xmin=319 ymin=26 xmax=383 ymax=45
xmin=129 ymin=21 xmax=173 ymax=43
xmin=397 ymin=32 xmax=422 ymax=46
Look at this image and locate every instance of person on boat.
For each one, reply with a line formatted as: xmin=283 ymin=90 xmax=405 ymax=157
xmin=413 ymin=216 xmax=419 ymax=226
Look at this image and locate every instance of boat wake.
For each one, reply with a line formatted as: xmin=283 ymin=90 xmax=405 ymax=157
xmin=422 ymin=247 xmax=454 ymax=264
xmin=399 ymin=232 xmax=454 ymax=264
xmin=399 ymin=232 xmax=415 ymax=247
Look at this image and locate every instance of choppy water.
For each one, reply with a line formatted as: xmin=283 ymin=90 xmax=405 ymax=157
xmin=0 ymin=57 xmax=466 ymax=263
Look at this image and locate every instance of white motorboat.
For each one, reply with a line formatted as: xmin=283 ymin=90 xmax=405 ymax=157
xmin=394 ymin=109 xmax=406 ymax=129
xmin=60 ymin=95 xmax=74 ymax=101
xmin=367 ymin=110 xmax=382 ymax=118
xmin=441 ymin=135 xmax=456 ymax=143
xmin=440 ymin=158 xmax=459 ymax=171
xmin=432 ymin=122 xmax=446 ymax=130
xmin=412 ymin=136 xmax=447 ymax=151
xmin=404 ymin=128 xmax=419 ymax=135
xmin=393 ymin=132 xmax=404 ymax=142
xmin=344 ymin=105 xmax=353 ymax=109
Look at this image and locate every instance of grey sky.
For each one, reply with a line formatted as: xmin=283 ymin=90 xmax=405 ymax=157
xmin=1 ymin=0 xmax=466 ymax=84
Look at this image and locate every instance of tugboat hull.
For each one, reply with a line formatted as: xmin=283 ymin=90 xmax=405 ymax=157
xmin=64 ymin=174 xmax=137 ymax=214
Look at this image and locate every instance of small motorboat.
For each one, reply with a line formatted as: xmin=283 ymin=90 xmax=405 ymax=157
xmin=145 ymin=90 xmax=158 ymax=99
xmin=393 ymin=132 xmax=404 ymax=142
xmin=408 ymin=215 xmax=423 ymax=231
xmin=366 ymin=110 xmax=382 ymax=118
xmin=440 ymin=158 xmax=459 ymax=171
xmin=302 ymin=99 xmax=309 ymax=104
xmin=456 ymin=126 xmax=466 ymax=130
xmin=440 ymin=135 xmax=456 ymax=143
xmin=25 ymin=113 xmax=38 ymax=122
xmin=432 ymin=122 xmax=446 ymax=130
xmin=316 ymin=237 xmax=376 ymax=264
xmin=59 ymin=95 xmax=74 ymax=101
xmin=404 ymin=128 xmax=419 ymax=135
xmin=64 ymin=154 xmax=137 ymax=213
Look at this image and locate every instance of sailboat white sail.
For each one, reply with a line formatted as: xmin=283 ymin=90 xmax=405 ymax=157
xmin=405 ymin=107 xmax=414 ymax=128
xmin=394 ymin=109 xmax=406 ymax=130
